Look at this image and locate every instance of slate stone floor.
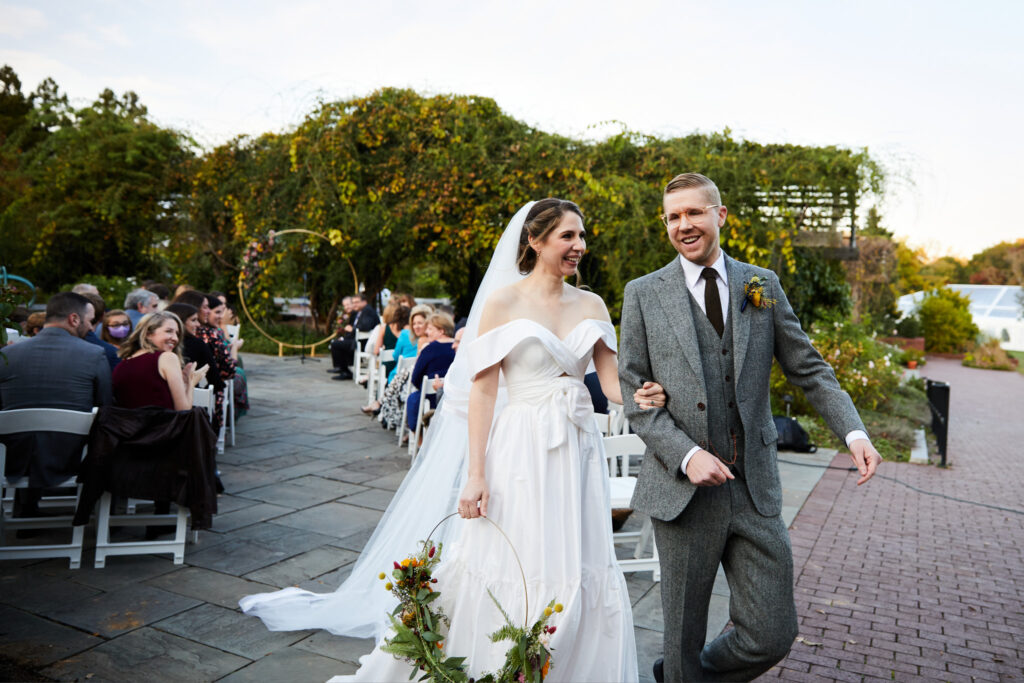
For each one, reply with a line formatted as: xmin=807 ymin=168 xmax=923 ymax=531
xmin=1 ymin=353 xmax=831 ymax=682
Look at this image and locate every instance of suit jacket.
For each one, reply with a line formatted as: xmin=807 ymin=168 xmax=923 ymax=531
xmin=0 ymin=327 xmax=113 ymax=485
xmin=618 ymin=254 xmax=864 ymax=519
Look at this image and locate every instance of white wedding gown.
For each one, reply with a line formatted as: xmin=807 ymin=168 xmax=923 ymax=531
xmin=330 ymin=318 xmax=638 ymax=682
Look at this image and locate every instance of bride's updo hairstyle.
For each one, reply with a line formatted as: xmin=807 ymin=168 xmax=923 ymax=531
xmin=516 ymin=198 xmax=585 ymax=275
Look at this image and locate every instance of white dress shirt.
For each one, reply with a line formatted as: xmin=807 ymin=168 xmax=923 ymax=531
xmin=674 ymin=254 xmax=869 ymax=476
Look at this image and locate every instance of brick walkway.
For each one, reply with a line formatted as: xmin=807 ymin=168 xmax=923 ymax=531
xmin=764 ymin=358 xmax=1024 ymax=682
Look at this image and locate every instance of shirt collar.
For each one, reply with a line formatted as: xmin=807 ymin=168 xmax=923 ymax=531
xmin=678 ymin=251 xmax=727 ymax=290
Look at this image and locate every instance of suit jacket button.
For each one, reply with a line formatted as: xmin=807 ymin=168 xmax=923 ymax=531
xmin=725 ymin=375 xmax=731 ymax=382
xmin=721 ymin=349 xmax=728 ymax=355
xmin=728 ymin=401 xmax=735 ymax=408
xmin=697 ymin=402 xmax=706 ymax=411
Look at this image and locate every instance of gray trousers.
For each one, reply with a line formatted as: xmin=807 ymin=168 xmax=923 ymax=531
xmin=653 ymin=476 xmax=798 ymax=682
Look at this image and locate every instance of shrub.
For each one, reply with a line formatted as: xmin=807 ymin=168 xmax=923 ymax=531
xmin=917 ymin=287 xmax=979 ymax=353
xmin=962 ymin=339 xmax=1014 ymax=371
xmin=894 ymin=314 xmax=923 ymax=338
xmin=771 ymin=317 xmax=902 ymax=415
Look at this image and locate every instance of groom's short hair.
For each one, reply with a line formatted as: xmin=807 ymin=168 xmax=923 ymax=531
xmin=664 ymin=173 xmax=722 ymax=206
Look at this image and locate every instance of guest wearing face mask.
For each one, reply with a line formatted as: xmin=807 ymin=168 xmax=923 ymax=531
xmin=101 ymin=310 xmax=133 ymax=350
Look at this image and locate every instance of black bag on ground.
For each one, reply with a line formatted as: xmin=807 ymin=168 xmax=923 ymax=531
xmin=773 ymin=416 xmax=817 ymax=453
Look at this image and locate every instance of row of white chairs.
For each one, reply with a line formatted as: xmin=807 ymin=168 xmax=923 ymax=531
xmin=0 ymin=406 xmax=195 ymax=569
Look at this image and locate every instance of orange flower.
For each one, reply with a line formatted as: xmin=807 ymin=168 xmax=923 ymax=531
xmin=542 ymin=660 xmax=550 ymax=677
xmin=401 ymin=558 xmax=411 ymax=568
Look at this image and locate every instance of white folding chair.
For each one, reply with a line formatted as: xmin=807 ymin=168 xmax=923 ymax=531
xmin=225 ymin=379 xmax=236 ymax=447
xmin=607 ymin=402 xmax=626 ymax=436
xmin=225 ymin=324 xmax=241 ymax=343
xmin=603 ymin=434 xmax=660 ymax=580
xmin=369 ymin=349 xmax=394 ymax=405
xmin=192 ymin=387 xmax=215 ymax=415
xmin=409 ymin=378 xmax=437 ymax=460
xmin=0 ymin=407 xmax=97 ymax=569
xmin=93 ymin=491 xmax=189 ymax=568
xmin=393 ymin=356 xmax=418 ymax=445
xmin=352 ymin=326 xmax=377 ymax=384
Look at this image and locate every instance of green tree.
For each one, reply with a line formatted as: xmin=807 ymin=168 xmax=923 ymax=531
xmin=1 ymin=69 xmax=194 ymax=291
xmin=917 ymin=287 xmax=979 ymax=352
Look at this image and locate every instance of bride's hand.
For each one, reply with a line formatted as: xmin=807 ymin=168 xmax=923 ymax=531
xmin=634 ymin=381 xmax=667 ymax=410
xmin=458 ymin=475 xmax=489 ymax=519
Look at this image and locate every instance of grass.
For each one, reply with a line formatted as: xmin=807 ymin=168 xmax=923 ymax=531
xmin=1008 ymin=350 xmax=1024 ymax=375
xmin=795 ymin=383 xmax=930 ymax=463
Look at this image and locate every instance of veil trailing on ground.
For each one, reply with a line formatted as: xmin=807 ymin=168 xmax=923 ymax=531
xmin=239 ymin=202 xmax=535 ymax=640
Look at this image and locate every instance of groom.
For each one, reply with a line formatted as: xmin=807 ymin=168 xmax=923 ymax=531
xmin=619 ymin=173 xmax=881 ymax=682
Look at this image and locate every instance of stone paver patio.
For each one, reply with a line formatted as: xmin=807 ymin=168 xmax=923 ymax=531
xmin=9 ymin=351 xmax=993 ymax=682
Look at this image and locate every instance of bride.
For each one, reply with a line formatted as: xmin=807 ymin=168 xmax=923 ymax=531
xmin=241 ymin=199 xmax=666 ymax=681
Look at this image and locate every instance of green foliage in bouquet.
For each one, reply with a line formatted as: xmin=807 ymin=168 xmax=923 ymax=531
xmin=380 ymin=538 xmax=559 ymax=683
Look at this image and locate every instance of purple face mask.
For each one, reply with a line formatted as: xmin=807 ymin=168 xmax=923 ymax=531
xmin=108 ymin=324 xmax=130 ymax=339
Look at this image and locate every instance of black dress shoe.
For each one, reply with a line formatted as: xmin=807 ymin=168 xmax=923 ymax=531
xmin=326 ymin=367 xmax=342 ymax=374
xmin=332 ymin=371 xmax=353 ymax=381
xmin=653 ymin=657 xmax=664 ymax=683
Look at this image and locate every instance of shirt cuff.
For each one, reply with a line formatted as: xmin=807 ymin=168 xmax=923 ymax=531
xmin=845 ymin=430 xmax=870 ymax=447
xmin=680 ymin=446 xmax=702 ymax=477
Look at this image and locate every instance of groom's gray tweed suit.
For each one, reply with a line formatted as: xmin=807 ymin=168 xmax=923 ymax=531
xmin=619 ymin=253 xmax=865 ymax=682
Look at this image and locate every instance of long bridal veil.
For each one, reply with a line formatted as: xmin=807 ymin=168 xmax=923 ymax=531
xmin=239 ymin=202 xmax=535 ymax=640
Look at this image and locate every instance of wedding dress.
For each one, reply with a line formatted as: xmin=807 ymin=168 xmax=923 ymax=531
xmin=329 ymin=318 xmax=638 ymax=681
xmin=240 ymin=202 xmax=638 ymax=681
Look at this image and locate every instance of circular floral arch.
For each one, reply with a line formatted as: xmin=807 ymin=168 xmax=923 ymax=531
xmin=237 ymin=228 xmax=359 ymax=356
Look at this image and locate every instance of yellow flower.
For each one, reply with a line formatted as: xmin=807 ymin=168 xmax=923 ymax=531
xmin=385 ymin=582 xmax=393 ymax=590
xmin=544 ymin=607 xmax=553 ymax=617
xmin=378 ymin=572 xmax=386 ymax=580
xmin=553 ymin=603 xmax=563 ymax=613
xmin=401 ymin=558 xmax=411 ymax=568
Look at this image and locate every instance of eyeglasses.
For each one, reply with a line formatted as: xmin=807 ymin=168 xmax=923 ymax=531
xmin=660 ymin=205 xmax=720 ymax=229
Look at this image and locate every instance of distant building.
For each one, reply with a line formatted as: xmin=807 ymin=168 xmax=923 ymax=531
xmin=897 ymin=284 xmax=1024 ymax=351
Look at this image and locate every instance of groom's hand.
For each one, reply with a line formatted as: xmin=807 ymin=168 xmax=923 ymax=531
xmin=849 ymin=439 xmax=882 ymax=485
xmin=685 ymin=450 xmax=735 ymax=486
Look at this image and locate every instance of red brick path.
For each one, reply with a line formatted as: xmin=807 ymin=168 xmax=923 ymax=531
xmin=763 ymin=358 xmax=1024 ymax=682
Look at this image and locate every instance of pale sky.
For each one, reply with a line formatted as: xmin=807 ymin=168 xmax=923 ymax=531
xmin=2 ymin=0 xmax=1021 ymax=258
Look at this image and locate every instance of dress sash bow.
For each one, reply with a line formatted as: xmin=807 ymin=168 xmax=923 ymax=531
xmin=506 ymin=376 xmax=596 ymax=450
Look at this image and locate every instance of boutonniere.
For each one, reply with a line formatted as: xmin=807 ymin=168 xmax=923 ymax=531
xmin=741 ymin=275 xmax=777 ymax=311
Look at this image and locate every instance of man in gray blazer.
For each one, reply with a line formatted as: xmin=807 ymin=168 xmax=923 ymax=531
xmin=1 ymin=292 xmax=112 ymax=510
xmin=619 ymin=173 xmax=881 ymax=682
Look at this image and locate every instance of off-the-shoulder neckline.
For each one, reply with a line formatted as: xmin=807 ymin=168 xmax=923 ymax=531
xmin=476 ymin=317 xmax=612 ymax=343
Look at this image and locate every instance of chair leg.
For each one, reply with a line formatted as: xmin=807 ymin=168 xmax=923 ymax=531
xmin=95 ymin=491 xmax=112 ymax=569
xmin=227 ymin=381 xmax=236 ymax=447
xmin=173 ymin=507 xmax=187 ymax=564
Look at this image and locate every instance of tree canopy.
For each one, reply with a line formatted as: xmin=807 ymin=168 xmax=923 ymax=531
xmin=2 ymin=67 xmax=887 ymax=330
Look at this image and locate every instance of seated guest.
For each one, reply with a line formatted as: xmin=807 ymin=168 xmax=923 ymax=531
xmin=0 ymin=292 xmax=112 ymax=517
xmin=113 ymin=311 xmax=207 ymax=410
xmin=372 ymin=302 xmax=410 ymax=377
xmin=80 ymin=292 xmax=120 ymax=372
xmin=205 ymin=294 xmax=248 ymax=415
xmin=24 ymin=312 xmax=45 ymax=337
xmin=329 ymin=294 xmax=380 ymax=380
xmin=429 ymin=326 xmax=465 ymax=398
xmin=404 ymin=312 xmax=456 ymax=434
xmin=165 ymin=303 xmax=224 ymax=397
xmin=210 ymin=291 xmax=241 ymax=329
xmin=100 ymin=309 xmax=133 ymax=349
xmin=111 ymin=310 xmax=209 ymax=537
xmin=71 ymin=283 xmax=99 ymax=297
xmin=363 ymin=305 xmax=428 ymax=416
xmin=182 ymin=293 xmax=237 ymax=431
xmin=143 ymin=281 xmax=171 ymax=309
xmin=124 ymin=288 xmax=160 ymax=327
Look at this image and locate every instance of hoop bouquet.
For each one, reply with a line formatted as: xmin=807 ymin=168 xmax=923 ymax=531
xmin=379 ymin=513 xmax=560 ymax=683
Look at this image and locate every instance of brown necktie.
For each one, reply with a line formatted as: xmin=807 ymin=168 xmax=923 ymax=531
xmin=701 ymin=268 xmax=724 ymax=337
